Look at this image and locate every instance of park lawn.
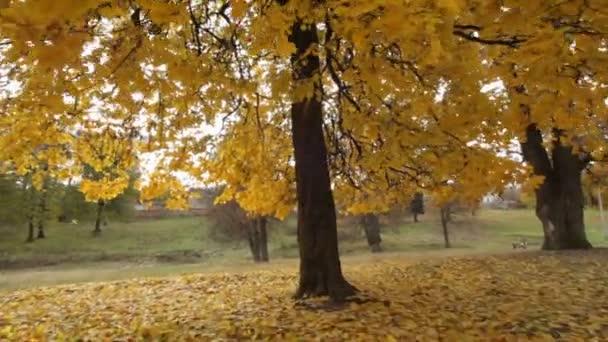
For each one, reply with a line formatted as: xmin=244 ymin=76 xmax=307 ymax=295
xmin=1 ymin=249 xmax=607 ymax=340
xmin=1 ymin=209 xmax=607 ymax=291
xmin=0 ymin=216 xmax=213 ymax=262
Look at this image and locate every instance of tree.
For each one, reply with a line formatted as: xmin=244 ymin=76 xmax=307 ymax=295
xmin=208 ymin=197 xmax=270 ymax=262
xmin=359 ymin=214 xmax=382 ymax=253
xmin=520 ymin=126 xmax=592 ymax=250
xmin=286 ymin=17 xmax=356 ymax=300
xmin=466 ymin=4 xmax=608 ymax=249
xmin=333 ymin=177 xmax=406 ymax=254
xmin=410 ymin=192 xmax=425 ymax=223
xmin=76 ymin=127 xmax=137 ymax=236
xmin=439 ymin=204 xmax=452 ymax=249
xmin=249 ymin=216 xmax=269 ymax=263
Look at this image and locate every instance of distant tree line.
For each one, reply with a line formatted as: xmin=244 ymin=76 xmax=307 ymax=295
xmin=0 ymin=173 xmax=139 ymax=241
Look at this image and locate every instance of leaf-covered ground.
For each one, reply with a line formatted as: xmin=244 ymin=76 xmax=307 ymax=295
xmin=1 ymin=250 xmax=608 ymax=341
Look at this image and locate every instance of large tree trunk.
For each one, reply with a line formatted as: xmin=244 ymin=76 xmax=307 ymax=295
xmin=258 ymin=217 xmax=269 ymax=262
xmin=440 ymin=206 xmax=451 ymax=248
xmin=93 ymin=199 xmax=105 ymax=236
xmin=361 ymin=214 xmax=382 ymax=252
xmin=247 ymin=222 xmax=262 ymax=262
xmin=288 ymin=19 xmax=355 ymax=301
xmin=521 ymin=125 xmax=592 ymax=250
xmin=247 ymin=217 xmax=269 ymax=262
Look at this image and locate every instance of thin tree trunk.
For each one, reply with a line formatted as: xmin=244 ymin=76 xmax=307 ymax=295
xmin=361 ymin=214 xmax=382 ymax=252
xmin=440 ymin=206 xmax=451 ymax=248
xmin=521 ymin=125 xmax=592 ymax=250
xmin=413 ymin=213 xmax=418 ymax=223
xmin=23 ymin=177 xmax=35 ymax=243
xmin=288 ymin=18 xmax=355 ymax=301
xmin=93 ymin=199 xmax=105 ymax=236
xmin=37 ymin=221 xmax=45 ymax=239
xmin=26 ymin=215 xmax=35 ymax=243
xmin=258 ymin=217 xmax=269 ymax=262
xmin=36 ymin=189 xmax=47 ymax=239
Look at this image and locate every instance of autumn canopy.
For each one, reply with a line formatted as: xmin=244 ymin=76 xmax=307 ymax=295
xmin=1 ymin=0 xmax=607 ymax=299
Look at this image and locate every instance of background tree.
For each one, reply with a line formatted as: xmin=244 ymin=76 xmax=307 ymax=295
xmin=359 ymin=214 xmax=382 ymax=253
xmin=439 ymin=203 xmax=453 ymax=249
xmin=410 ymin=192 xmax=425 ymax=223
xmin=208 ymin=198 xmax=269 ymax=262
xmin=76 ymin=127 xmax=137 ymax=236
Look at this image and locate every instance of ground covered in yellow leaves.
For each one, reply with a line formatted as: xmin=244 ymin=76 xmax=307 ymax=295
xmin=1 ymin=250 xmax=608 ymax=341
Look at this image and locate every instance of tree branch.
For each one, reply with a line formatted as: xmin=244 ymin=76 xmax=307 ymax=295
xmin=453 ymin=25 xmax=527 ymax=48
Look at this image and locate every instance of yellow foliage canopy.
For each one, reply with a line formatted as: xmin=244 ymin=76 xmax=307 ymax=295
xmin=0 ymin=0 xmax=607 ymax=213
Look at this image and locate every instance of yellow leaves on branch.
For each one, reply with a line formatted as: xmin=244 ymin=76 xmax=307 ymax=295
xmin=139 ymin=172 xmax=191 ymax=210
xmin=1 ymin=0 xmax=608 ymax=213
xmin=137 ymin=0 xmax=186 ymax=24
xmin=79 ymin=176 xmax=129 ymax=202
xmin=2 ymin=251 xmax=608 ymax=340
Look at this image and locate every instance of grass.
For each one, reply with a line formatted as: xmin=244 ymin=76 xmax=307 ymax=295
xmin=1 ymin=208 xmax=607 ymax=291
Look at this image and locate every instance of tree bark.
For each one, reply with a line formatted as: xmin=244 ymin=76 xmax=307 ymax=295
xmin=26 ymin=215 xmax=35 ymax=243
xmin=247 ymin=222 xmax=261 ymax=262
xmin=36 ymin=190 xmax=47 ymax=239
xmin=93 ymin=199 xmax=105 ymax=236
xmin=37 ymin=221 xmax=45 ymax=239
xmin=258 ymin=217 xmax=269 ymax=262
xmin=413 ymin=213 xmax=418 ymax=223
xmin=288 ymin=19 xmax=355 ymax=301
xmin=361 ymin=214 xmax=382 ymax=252
xmin=247 ymin=217 xmax=269 ymax=262
xmin=24 ymin=177 xmax=35 ymax=243
xmin=440 ymin=206 xmax=451 ymax=248
xmin=521 ymin=125 xmax=592 ymax=250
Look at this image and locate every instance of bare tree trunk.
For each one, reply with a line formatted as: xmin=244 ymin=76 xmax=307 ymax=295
xmin=440 ymin=206 xmax=451 ymax=248
xmin=37 ymin=221 xmax=45 ymax=239
xmin=361 ymin=214 xmax=382 ymax=252
xmin=247 ymin=217 xmax=269 ymax=262
xmin=36 ymin=189 xmax=47 ymax=239
xmin=93 ymin=199 xmax=105 ymax=236
xmin=23 ymin=178 xmax=35 ymax=243
xmin=26 ymin=215 xmax=35 ymax=243
xmin=413 ymin=213 xmax=418 ymax=223
xmin=258 ymin=217 xmax=269 ymax=262
xmin=247 ymin=222 xmax=261 ymax=262
xmin=288 ymin=18 xmax=355 ymax=301
xmin=521 ymin=125 xmax=592 ymax=250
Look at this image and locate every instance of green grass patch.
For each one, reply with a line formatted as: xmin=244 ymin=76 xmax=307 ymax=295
xmin=1 ymin=209 xmax=607 ymax=291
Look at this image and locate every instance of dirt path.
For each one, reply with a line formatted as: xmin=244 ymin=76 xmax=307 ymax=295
xmin=0 ymin=248 xmax=518 ymax=292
